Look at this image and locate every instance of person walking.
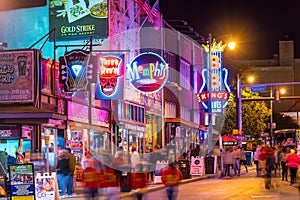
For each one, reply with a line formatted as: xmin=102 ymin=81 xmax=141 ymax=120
xmin=161 ymin=162 xmax=183 ymax=200
xmin=66 ymin=148 xmax=76 ymax=196
xmin=56 ymin=149 xmax=70 ymax=197
xmin=149 ymin=144 xmax=162 ymax=181
xmin=286 ymin=149 xmax=300 ymax=186
xmin=130 ymin=163 xmax=148 ymax=200
xmin=240 ymin=147 xmax=248 ymax=173
xmin=280 ymin=147 xmax=288 ymax=181
xmin=82 ymin=160 xmax=100 ymax=199
xmin=254 ymin=146 xmax=261 ymax=177
xmin=222 ymin=147 xmax=234 ymax=178
xmin=258 ymin=144 xmax=268 ymax=177
xmin=264 ymin=147 xmax=275 ymax=190
xmin=130 ymin=146 xmax=140 ymax=171
xmin=274 ymin=145 xmax=281 ymax=177
xmin=232 ymin=146 xmax=241 ymax=176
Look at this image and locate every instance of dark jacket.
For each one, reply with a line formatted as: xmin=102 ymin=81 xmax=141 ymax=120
xmin=57 ymin=150 xmax=70 ymax=175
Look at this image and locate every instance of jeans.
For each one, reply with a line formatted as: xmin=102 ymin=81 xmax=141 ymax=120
xmin=224 ymin=164 xmax=231 ymax=176
xmin=67 ymin=172 xmax=74 ymax=195
xmin=290 ymin=167 xmax=298 ymax=185
xmin=166 ymin=186 xmax=179 ymax=200
xmin=57 ymin=173 xmax=70 ymax=196
xmin=254 ymin=160 xmax=260 ymax=176
xmin=233 ymin=158 xmax=240 ymax=175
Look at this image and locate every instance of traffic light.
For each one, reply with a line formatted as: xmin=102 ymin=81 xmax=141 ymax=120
xmin=274 ymin=89 xmax=280 ymax=102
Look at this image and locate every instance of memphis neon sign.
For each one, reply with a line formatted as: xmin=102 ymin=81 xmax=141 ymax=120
xmin=127 ymin=52 xmax=168 ymax=94
xmin=198 ymin=52 xmax=231 ymax=113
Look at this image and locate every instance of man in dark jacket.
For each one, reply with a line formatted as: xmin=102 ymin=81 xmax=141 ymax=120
xmin=66 ymin=148 xmax=76 ymax=196
xmin=265 ymin=147 xmax=275 ymax=190
xmin=56 ymin=149 xmax=70 ymax=197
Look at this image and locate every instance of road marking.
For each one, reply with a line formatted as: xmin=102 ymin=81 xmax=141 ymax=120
xmin=251 ymin=195 xmax=277 ymax=198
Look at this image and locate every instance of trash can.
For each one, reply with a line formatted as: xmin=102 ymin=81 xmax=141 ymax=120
xmin=205 ymin=156 xmax=215 ymax=174
xmin=119 ymin=165 xmax=133 ymax=192
xmin=178 ymin=159 xmax=191 ymax=179
xmin=245 ymin=151 xmax=253 ymax=166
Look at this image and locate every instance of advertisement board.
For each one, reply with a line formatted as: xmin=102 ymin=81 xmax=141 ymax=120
xmin=49 ymin=0 xmax=108 ymax=40
xmin=35 ymin=172 xmax=59 ymax=200
xmin=190 ymin=156 xmax=204 ymax=176
xmin=9 ymin=163 xmax=35 ymax=200
xmin=0 ymin=50 xmax=37 ymax=104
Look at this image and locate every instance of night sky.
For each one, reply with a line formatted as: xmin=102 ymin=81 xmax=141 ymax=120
xmin=160 ymin=0 xmax=300 ymax=60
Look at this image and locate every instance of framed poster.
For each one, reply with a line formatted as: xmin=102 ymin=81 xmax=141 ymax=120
xmin=8 ymin=163 xmax=35 ymax=200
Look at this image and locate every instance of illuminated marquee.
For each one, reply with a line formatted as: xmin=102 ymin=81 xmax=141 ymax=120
xmin=127 ymin=52 xmax=168 ymax=94
xmin=198 ymin=52 xmax=231 ymax=113
xmin=95 ymin=54 xmax=124 ymax=99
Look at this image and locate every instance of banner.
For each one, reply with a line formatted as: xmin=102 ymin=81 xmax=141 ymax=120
xmin=49 ymin=0 xmax=108 ymax=41
xmin=9 ymin=163 xmax=35 ymax=200
xmin=35 ymin=172 xmax=59 ymax=200
xmin=190 ymin=156 xmax=204 ymax=176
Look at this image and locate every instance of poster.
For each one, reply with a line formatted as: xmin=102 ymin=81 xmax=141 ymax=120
xmin=9 ymin=163 xmax=35 ymax=200
xmin=154 ymin=160 xmax=168 ymax=183
xmin=35 ymin=172 xmax=59 ymax=200
xmin=190 ymin=156 xmax=204 ymax=176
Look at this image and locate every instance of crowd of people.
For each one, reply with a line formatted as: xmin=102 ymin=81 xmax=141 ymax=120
xmin=253 ymin=144 xmax=300 ymax=190
xmin=55 ymin=145 xmax=183 ymax=200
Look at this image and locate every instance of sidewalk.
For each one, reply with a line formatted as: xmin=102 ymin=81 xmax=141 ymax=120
xmin=64 ymin=165 xmax=256 ymax=199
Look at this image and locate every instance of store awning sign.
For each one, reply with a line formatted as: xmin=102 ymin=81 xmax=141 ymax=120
xmin=127 ymin=52 xmax=169 ymax=94
xmin=59 ymin=49 xmax=94 ymax=92
xmin=95 ymin=54 xmax=125 ymax=99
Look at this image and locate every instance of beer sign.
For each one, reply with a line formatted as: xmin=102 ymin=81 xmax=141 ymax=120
xmin=0 ymin=50 xmax=38 ymax=104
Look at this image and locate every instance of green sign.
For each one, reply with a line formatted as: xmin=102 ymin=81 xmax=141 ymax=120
xmin=49 ymin=0 xmax=108 ymax=41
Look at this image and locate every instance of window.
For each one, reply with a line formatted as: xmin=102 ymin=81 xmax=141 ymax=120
xmin=180 ymin=59 xmax=191 ymax=90
xmin=165 ymin=101 xmax=176 ymax=118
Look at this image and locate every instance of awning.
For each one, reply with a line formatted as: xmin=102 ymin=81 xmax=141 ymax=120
xmin=0 ymin=106 xmax=67 ymax=124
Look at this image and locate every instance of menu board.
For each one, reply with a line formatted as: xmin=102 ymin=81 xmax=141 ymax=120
xmin=9 ymin=163 xmax=35 ymax=200
xmin=190 ymin=156 xmax=204 ymax=176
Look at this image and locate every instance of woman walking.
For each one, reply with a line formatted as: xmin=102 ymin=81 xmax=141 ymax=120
xmin=286 ymin=149 xmax=300 ymax=186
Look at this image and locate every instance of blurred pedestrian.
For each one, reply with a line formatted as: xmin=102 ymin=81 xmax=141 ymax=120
xmin=83 ymin=160 xmax=99 ymax=199
xmin=240 ymin=147 xmax=248 ymax=173
xmin=66 ymin=148 xmax=76 ymax=196
xmin=161 ymin=162 xmax=183 ymax=200
xmin=286 ymin=149 xmax=300 ymax=186
xmin=232 ymin=146 xmax=241 ymax=176
xmin=56 ymin=149 xmax=70 ymax=197
xmin=130 ymin=146 xmax=140 ymax=171
xmin=130 ymin=163 xmax=147 ymax=200
xmin=280 ymin=148 xmax=288 ymax=181
xmin=264 ymin=147 xmax=275 ymax=190
xmin=274 ymin=145 xmax=281 ymax=177
xmin=254 ymin=146 xmax=261 ymax=176
xmin=222 ymin=147 xmax=233 ymax=178
xmin=4 ymin=152 xmax=16 ymax=167
xmin=149 ymin=144 xmax=162 ymax=181
xmin=99 ymin=166 xmax=119 ymax=200
xmin=258 ymin=144 xmax=268 ymax=177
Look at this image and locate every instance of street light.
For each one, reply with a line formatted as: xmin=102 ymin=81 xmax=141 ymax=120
xmin=203 ymin=33 xmax=235 ymax=155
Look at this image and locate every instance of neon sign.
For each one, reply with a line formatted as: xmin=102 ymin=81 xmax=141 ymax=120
xmin=59 ymin=50 xmax=93 ymax=92
xmin=198 ymin=52 xmax=231 ymax=113
xmin=95 ymin=54 xmax=124 ymax=99
xmin=127 ymin=52 xmax=168 ymax=94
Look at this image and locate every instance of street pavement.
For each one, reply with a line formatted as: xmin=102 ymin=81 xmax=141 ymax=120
xmin=62 ymin=165 xmax=255 ymax=200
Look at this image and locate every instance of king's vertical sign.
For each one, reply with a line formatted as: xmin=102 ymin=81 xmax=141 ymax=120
xmin=198 ymin=40 xmax=231 ymax=113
